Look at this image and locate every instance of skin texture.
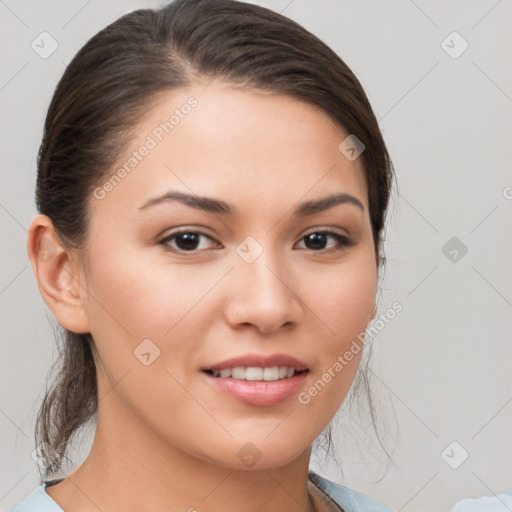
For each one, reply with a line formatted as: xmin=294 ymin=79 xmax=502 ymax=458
xmin=27 ymin=79 xmax=377 ymax=512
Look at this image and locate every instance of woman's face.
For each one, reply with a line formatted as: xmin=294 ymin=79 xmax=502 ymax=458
xmin=74 ymin=80 xmax=377 ymax=469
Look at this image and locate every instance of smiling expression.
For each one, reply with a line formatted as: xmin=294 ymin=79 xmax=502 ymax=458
xmin=75 ymin=79 xmax=378 ymax=469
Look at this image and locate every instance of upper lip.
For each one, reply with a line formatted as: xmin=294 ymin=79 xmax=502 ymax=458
xmin=202 ymin=353 xmax=309 ymax=372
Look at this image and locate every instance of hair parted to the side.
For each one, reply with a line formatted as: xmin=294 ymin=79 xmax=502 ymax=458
xmin=34 ymin=0 xmax=395 ymax=479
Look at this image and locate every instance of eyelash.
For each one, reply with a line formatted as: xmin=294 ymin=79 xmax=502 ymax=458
xmin=157 ymin=228 xmax=355 ymax=254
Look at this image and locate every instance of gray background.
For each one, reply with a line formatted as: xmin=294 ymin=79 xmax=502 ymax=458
xmin=1 ymin=1 xmax=511 ymax=511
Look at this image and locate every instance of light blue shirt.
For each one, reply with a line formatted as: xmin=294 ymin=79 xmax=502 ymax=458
xmin=448 ymin=489 xmax=512 ymax=512
xmin=9 ymin=470 xmax=393 ymax=511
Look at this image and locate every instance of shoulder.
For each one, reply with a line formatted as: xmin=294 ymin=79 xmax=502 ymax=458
xmin=448 ymin=490 xmax=512 ymax=512
xmin=12 ymin=473 xmax=395 ymax=512
xmin=308 ymin=471 xmax=394 ymax=512
xmin=9 ymin=481 xmax=64 ymax=512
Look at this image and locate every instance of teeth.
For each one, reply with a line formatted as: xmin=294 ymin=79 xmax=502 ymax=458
xmin=209 ymin=366 xmax=299 ymax=381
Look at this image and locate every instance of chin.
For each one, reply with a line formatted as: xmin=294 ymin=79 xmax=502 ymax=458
xmin=196 ymin=436 xmax=312 ymax=471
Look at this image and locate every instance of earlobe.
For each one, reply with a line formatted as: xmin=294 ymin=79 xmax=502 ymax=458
xmin=27 ymin=214 xmax=91 ymax=334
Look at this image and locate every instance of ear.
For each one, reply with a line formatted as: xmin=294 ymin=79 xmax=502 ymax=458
xmin=27 ymin=214 xmax=91 ymax=334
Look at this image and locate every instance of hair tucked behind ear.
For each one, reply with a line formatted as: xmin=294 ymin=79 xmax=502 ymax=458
xmin=34 ymin=0 xmax=395 ymax=479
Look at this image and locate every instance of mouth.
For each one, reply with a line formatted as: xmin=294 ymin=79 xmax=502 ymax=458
xmin=202 ymin=366 xmax=309 ymax=381
xmin=201 ymin=366 xmax=309 ymax=407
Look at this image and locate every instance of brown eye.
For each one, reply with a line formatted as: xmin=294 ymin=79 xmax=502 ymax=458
xmin=297 ymin=231 xmax=354 ymax=252
xmin=159 ymin=230 xmax=218 ymax=252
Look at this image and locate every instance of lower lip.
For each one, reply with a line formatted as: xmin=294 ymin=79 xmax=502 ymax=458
xmin=202 ymin=371 xmax=309 ymax=407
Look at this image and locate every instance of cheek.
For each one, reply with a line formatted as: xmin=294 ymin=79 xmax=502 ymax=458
xmin=314 ymin=257 xmax=377 ymax=343
xmin=82 ymin=247 xmax=206 ymax=418
xmin=302 ymin=255 xmax=376 ymax=407
xmin=80 ymin=249 xmax=173 ymax=394
xmin=84 ymin=245 xmax=212 ymax=338
xmin=84 ymin=256 xmax=162 ymax=336
xmin=82 ymin=245 xmax=230 ymax=387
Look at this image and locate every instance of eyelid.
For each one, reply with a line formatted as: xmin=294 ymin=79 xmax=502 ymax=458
xmin=301 ymin=226 xmax=349 ymax=238
xmin=158 ymin=229 xmax=219 ymax=251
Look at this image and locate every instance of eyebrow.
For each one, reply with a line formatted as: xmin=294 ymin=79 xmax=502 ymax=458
xmin=138 ymin=190 xmax=365 ymax=216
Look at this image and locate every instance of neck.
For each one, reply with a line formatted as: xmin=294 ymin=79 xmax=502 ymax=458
xmin=49 ymin=392 xmax=321 ymax=512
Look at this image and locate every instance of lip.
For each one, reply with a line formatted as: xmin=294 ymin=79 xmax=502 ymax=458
xmin=202 ymin=371 xmax=309 ymax=407
xmin=201 ymin=353 xmax=309 ymax=372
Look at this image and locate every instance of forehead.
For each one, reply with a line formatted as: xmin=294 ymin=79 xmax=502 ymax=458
xmin=88 ymin=81 xmax=368 ymax=220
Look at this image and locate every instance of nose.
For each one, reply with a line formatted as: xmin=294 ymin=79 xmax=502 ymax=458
xmin=224 ymin=250 xmax=302 ymax=334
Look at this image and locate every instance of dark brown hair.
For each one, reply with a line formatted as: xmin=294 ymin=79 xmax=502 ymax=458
xmin=34 ymin=0 xmax=395 ymax=479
